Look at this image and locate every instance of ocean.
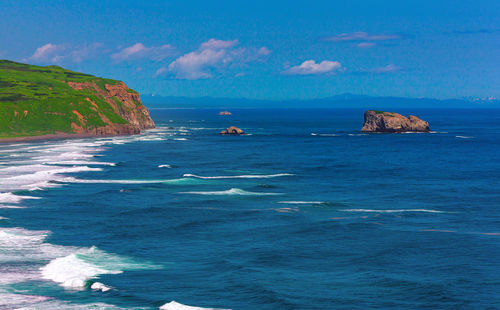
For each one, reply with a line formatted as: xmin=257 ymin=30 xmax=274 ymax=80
xmin=0 ymin=108 xmax=499 ymax=309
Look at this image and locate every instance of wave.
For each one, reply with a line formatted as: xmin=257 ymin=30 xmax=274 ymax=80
xmin=40 ymin=246 xmax=159 ymax=290
xmin=8 ymin=299 xmax=131 ymax=309
xmin=62 ymin=177 xmax=205 ymax=185
xmin=158 ymin=164 xmax=172 ymax=168
xmin=0 ymin=193 xmax=40 ymax=204
xmin=183 ymin=173 xmax=293 ymax=179
xmin=0 ymin=227 xmax=73 ymax=264
xmin=160 ymin=301 xmax=230 ymax=310
xmin=456 ymin=135 xmax=474 ymax=139
xmin=0 ymin=166 xmax=103 ymax=191
xmin=311 ymin=133 xmax=340 ymax=137
xmin=341 ymin=208 xmax=445 ymax=213
xmin=42 ymin=160 xmax=116 ymax=166
xmin=179 ymin=188 xmax=282 ymax=196
xmin=0 ymin=292 xmax=52 ymax=309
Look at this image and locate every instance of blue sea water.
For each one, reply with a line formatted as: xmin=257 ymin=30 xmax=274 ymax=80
xmin=0 ymin=108 xmax=499 ymax=309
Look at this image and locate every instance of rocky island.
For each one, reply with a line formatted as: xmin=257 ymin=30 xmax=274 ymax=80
xmin=0 ymin=60 xmax=154 ymax=141
xmin=361 ymin=110 xmax=430 ymax=133
xmin=220 ymin=126 xmax=244 ymax=135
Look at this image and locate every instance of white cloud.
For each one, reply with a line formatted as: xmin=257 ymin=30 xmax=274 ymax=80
xmin=200 ymin=39 xmax=239 ymax=50
xmin=323 ymin=32 xmax=401 ymax=42
xmin=168 ymin=48 xmax=227 ymax=79
xmin=162 ymin=39 xmax=269 ymax=80
xmin=28 ymin=43 xmax=65 ymax=62
xmin=111 ymin=43 xmax=175 ymax=62
xmin=283 ymin=60 xmax=342 ymax=75
xmin=26 ymin=43 xmax=103 ymax=64
xmin=368 ymin=64 xmax=400 ymax=73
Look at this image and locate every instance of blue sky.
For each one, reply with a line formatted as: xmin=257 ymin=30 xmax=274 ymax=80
xmin=0 ymin=0 xmax=499 ymax=100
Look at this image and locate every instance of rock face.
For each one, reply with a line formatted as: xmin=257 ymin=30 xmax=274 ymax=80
xmin=67 ymin=81 xmax=155 ymax=135
xmin=361 ymin=110 xmax=430 ymax=133
xmin=220 ymin=126 xmax=244 ymax=135
xmin=218 ymin=111 xmax=232 ymax=116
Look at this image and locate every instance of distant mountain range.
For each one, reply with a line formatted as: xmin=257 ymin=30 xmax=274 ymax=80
xmin=141 ymin=93 xmax=500 ymax=109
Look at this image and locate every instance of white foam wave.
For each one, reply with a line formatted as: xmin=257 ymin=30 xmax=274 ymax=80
xmin=160 ymin=301 xmax=230 ymax=310
xmin=13 ymin=300 xmax=131 ymax=310
xmin=341 ymin=208 xmax=444 ymax=213
xmin=456 ymin=135 xmax=474 ymax=139
xmin=312 ymin=133 xmax=340 ymax=136
xmin=179 ymin=188 xmax=282 ymax=196
xmin=0 ymin=292 xmax=52 ymax=309
xmin=40 ymin=246 xmax=158 ymax=290
xmin=0 ymin=193 xmax=39 ymax=204
xmin=42 ymin=161 xmax=116 ymax=166
xmin=0 ymin=205 xmax=25 ymax=209
xmin=90 ymin=282 xmax=112 ymax=292
xmin=183 ymin=173 xmax=293 ymax=179
xmin=62 ymin=177 xmax=190 ymax=184
xmin=0 ymin=228 xmax=76 ymax=276
xmin=159 ymin=164 xmax=172 ymax=168
xmin=0 ymin=166 xmax=102 ymax=191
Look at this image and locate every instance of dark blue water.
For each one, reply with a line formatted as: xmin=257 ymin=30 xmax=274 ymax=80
xmin=1 ymin=108 xmax=499 ymax=309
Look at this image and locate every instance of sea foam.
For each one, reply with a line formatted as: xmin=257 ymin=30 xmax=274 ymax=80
xmin=183 ymin=173 xmax=293 ymax=179
xmin=160 ymin=301 xmax=230 ymax=310
xmin=40 ymin=246 xmax=159 ymax=290
xmin=179 ymin=188 xmax=282 ymax=196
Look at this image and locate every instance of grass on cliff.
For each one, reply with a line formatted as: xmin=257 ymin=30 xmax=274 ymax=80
xmin=0 ymin=60 xmax=134 ymax=138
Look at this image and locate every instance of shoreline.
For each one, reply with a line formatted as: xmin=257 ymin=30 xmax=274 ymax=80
xmin=0 ymin=132 xmax=139 ymax=144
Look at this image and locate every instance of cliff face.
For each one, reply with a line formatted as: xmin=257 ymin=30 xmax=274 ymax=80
xmin=67 ymin=81 xmax=155 ymax=135
xmin=361 ymin=110 xmax=430 ymax=133
xmin=0 ymin=60 xmax=155 ymax=139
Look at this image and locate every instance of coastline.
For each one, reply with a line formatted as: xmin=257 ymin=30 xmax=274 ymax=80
xmin=0 ymin=132 xmax=139 ymax=144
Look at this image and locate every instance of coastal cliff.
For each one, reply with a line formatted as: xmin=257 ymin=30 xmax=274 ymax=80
xmin=0 ymin=60 xmax=154 ymax=140
xmin=361 ymin=110 xmax=430 ymax=133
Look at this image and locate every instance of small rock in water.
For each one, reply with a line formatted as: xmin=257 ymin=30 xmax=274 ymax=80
xmin=220 ymin=126 xmax=244 ymax=135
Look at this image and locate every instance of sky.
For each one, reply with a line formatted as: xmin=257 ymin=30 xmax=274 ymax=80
xmin=0 ymin=0 xmax=499 ymax=100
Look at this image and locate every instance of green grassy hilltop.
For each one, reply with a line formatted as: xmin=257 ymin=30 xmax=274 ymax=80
xmin=0 ymin=60 xmax=154 ymax=139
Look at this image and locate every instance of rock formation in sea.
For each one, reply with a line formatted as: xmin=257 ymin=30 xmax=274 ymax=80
xmin=361 ymin=110 xmax=430 ymax=133
xmin=220 ymin=126 xmax=244 ymax=135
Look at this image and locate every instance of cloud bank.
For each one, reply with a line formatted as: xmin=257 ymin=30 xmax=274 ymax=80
xmin=26 ymin=43 xmax=103 ymax=64
xmin=158 ymin=39 xmax=270 ymax=79
xmin=111 ymin=43 xmax=176 ymax=62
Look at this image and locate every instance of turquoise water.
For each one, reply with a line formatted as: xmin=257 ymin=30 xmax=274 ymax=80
xmin=0 ymin=108 xmax=499 ymax=309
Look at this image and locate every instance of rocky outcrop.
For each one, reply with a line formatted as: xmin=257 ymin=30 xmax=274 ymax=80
xmin=220 ymin=126 xmax=244 ymax=135
xmin=218 ymin=111 xmax=232 ymax=116
xmin=67 ymin=81 xmax=155 ymax=135
xmin=361 ymin=110 xmax=430 ymax=133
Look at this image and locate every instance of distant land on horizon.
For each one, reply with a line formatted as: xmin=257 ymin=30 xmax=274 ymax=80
xmin=141 ymin=93 xmax=500 ymax=109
